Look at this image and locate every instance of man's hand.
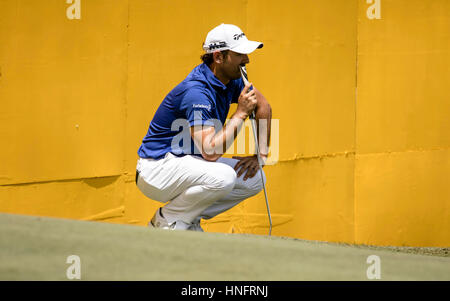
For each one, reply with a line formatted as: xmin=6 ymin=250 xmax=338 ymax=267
xmin=232 ymin=155 xmax=266 ymax=181
xmin=236 ymin=83 xmax=257 ymax=119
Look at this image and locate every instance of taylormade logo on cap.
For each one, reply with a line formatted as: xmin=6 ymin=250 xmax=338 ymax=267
xmin=203 ymin=23 xmax=263 ymax=54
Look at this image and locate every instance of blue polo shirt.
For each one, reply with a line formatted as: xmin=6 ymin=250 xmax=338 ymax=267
xmin=138 ymin=63 xmax=245 ymax=159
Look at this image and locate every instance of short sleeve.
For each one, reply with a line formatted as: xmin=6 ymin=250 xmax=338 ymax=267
xmin=180 ymin=88 xmax=216 ymax=127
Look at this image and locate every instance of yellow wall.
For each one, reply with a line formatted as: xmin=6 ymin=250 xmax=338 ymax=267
xmin=0 ymin=0 xmax=448 ymax=247
xmin=355 ymin=0 xmax=450 ymax=246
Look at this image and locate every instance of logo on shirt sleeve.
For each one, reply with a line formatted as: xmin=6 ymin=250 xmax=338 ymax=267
xmin=192 ymin=104 xmax=212 ymax=111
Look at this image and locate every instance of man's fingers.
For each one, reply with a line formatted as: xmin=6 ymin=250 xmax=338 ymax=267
xmin=233 ymin=157 xmax=246 ymax=171
xmin=238 ymin=160 xmax=255 ymax=178
xmin=233 ymin=156 xmax=249 ymax=170
xmin=237 ymin=164 xmax=247 ymax=177
xmin=243 ymin=170 xmax=252 ymax=181
xmin=237 ymin=161 xmax=251 ymax=177
xmin=234 ymin=160 xmax=243 ymax=171
xmin=243 ymin=166 xmax=258 ymax=181
xmin=241 ymin=83 xmax=252 ymax=95
xmin=245 ymin=88 xmax=256 ymax=97
xmin=245 ymin=161 xmax=260 ymax=180
xmin=233 ymin=156 xmax=260 ymax=180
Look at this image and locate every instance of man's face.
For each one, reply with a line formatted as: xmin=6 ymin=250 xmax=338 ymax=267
xmin=221 ymin=51 xmax=250 ymax=80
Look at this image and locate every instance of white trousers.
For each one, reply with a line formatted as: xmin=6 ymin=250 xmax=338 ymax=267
xmin=136 ymin=152 xmax=266 ymax=224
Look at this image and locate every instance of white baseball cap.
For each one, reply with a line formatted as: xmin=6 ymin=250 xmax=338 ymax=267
xmin=202 ymin=23 xmax=263 ymax=54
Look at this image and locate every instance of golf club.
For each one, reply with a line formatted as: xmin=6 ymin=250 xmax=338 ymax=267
xmin=239 ymin=65 xmax=273 ymax=236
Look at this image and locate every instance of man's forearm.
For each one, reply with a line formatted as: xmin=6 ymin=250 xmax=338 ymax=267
xmin=255 ymin=103 xmax=272 ymax=157
xmin=205 ymin=111 xmax=247 ymax=158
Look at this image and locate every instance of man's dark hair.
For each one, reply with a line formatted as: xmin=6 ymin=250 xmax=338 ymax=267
xmin=200 ymin=50 xmax=229 ymax=66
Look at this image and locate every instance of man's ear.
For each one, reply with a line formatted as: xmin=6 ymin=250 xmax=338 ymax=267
xmin=213 ymin=51 xmax=223 ymax=64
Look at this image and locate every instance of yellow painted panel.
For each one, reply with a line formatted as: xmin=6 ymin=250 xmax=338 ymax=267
xmin=247 ymin=0 xmax=357 ymax=159
xmin=122 ymin=172 xmax=158 ymax=225
xmin=355 ymin=149 xmax=450 ymax=247
xmin=357 ymin=0 xmax=450 ymax=154
xmin=0 ymin=0 xmax=128 ymax=185
xmin=0 ymin=176 xmax=125 ymax=220
xmin=203 ymin=154 xmax=355 ymax=243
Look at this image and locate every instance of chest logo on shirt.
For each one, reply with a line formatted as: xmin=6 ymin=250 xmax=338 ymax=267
xmin=193 ymin=104 xmax=211 ymax=111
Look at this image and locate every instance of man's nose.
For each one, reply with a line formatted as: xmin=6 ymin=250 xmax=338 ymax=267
xmin=242 ymin=54 xmax=250 ymax=64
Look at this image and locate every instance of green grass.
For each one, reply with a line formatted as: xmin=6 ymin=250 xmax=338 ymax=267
xmin=0 ymin=213 xmax=448 ymax=280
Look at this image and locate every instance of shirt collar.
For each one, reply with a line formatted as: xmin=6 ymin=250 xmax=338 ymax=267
xmin=200 ymin=63 xmax=227 ymax=91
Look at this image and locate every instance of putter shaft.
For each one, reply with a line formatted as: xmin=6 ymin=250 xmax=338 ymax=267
xmin=249 ymin=114 xmax=272 ymax=236
xmin=240 ymin=66 xmax=273 ymax=236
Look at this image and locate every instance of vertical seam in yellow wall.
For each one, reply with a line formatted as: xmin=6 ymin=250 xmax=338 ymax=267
xmin=353 ymin=0 xmax=359 ymax=245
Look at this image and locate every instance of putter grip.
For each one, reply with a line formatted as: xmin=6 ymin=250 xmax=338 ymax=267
xmin=240 ymin=66 xmax=256 ymax=120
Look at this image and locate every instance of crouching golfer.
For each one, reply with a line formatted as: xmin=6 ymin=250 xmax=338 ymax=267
xmin=136 ymin=24 xmax=272 ymax=231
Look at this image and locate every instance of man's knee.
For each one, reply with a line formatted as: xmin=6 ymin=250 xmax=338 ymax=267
xmin=246 ymin=169 xmax=266 ymax=196
xmin=209 ymin=163 xmax=237 ymax=193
